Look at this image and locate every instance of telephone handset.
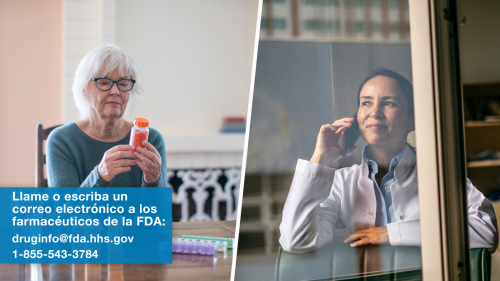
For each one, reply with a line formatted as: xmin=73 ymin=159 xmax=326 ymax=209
xmin=341 ymin=111 xmax=361 ymax=158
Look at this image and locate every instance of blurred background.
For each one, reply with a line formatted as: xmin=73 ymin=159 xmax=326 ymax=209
xmin=0 ymin=0 xmax=259 ymax=222
xmin=234 ymin=0 xmax=500 ymax=280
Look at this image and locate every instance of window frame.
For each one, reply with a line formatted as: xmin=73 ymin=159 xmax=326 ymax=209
xmin=410 ymin=0 xmax=470 ymax=280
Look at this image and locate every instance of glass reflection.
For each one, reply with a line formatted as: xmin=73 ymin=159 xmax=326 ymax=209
xmin=235 ymin=1 xmax=498 ymax=280
xmin=275 ymin=68 xmax=423 ymax=280
xmin=236 ymin=1 xmax=419 ymax=279
xmin=235 ymin=0 xmax=496 ymax=280
xmin=279 ymin=69 xmax=418 ymax=253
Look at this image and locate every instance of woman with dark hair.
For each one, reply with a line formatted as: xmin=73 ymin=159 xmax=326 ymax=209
xmin=279 ymin=69 xmax=498 ymax=253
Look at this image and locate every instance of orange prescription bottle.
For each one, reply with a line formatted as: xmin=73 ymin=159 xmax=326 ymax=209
xmin=130 ymin=118 xmax=149 ymax=149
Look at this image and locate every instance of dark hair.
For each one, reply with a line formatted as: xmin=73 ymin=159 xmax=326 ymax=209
xmin=356 ymin=69 xmax=414 ymax=119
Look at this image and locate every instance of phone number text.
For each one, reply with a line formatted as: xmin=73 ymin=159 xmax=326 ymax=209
xmin=13 ymin=250 xmax=98 ymax=259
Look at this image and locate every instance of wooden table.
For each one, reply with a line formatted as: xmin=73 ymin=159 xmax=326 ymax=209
xmin=0 ymin=221 xmax=236 ymax=281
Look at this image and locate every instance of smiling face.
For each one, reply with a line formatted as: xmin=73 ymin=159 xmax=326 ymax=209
xmin=86 ymin=68 xmax=130 ymax=121
xmin=357 ymin=75 xmax=414 ymax=150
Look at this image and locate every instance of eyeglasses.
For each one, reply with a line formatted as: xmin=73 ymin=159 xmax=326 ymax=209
xmin=91 ymin=78 xmax=136 ymax=91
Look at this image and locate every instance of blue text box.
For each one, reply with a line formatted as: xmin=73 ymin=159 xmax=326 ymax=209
xmin=0 ymin=188 xmax=172 ymax=263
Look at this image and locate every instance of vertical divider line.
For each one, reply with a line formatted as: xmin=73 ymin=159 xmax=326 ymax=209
xmin=230 ymin=0 xmax=263 ymax=280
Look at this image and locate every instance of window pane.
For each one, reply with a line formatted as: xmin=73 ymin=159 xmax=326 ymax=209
xmin=235 ymin=0 xmax=427 ymax=280
xmin=459 ymin=0 xmax=500 ymax=278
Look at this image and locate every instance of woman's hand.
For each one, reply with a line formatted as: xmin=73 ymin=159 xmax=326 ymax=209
xmin=344 ymin=227 xmax=390 ymax=247
xmin=310 ymin=117 xmax=358 ymax=165
xmin=134 ymin=141 xmax=162 ymax=184
xmin=98 ymin=145 xmax=137 ymax=182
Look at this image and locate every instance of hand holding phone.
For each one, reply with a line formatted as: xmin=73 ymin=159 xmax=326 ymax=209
xmin=341 ymin=112 xmax=361 ymax=158
xmin=310 ymin=113 xmax=359 ymax=165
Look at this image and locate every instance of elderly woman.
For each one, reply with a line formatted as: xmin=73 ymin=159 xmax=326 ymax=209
xmin=279 ymin=69 xmax=498 ymax=253
xmin=47 ymin=45 xmax=167 ymax=187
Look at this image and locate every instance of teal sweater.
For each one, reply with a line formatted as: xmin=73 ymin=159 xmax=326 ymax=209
xmin=46 ymin=123 xmax=167 ymax=187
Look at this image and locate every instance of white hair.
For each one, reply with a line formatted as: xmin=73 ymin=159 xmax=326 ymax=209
xmin=72 ymin=44 xmax=144 ymax=120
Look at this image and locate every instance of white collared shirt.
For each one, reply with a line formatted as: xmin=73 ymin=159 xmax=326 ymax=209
xmin=279 ymin=146 xmax=498 ymax=253
xmin=362 ymin=144 xmax=407 ymax=226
